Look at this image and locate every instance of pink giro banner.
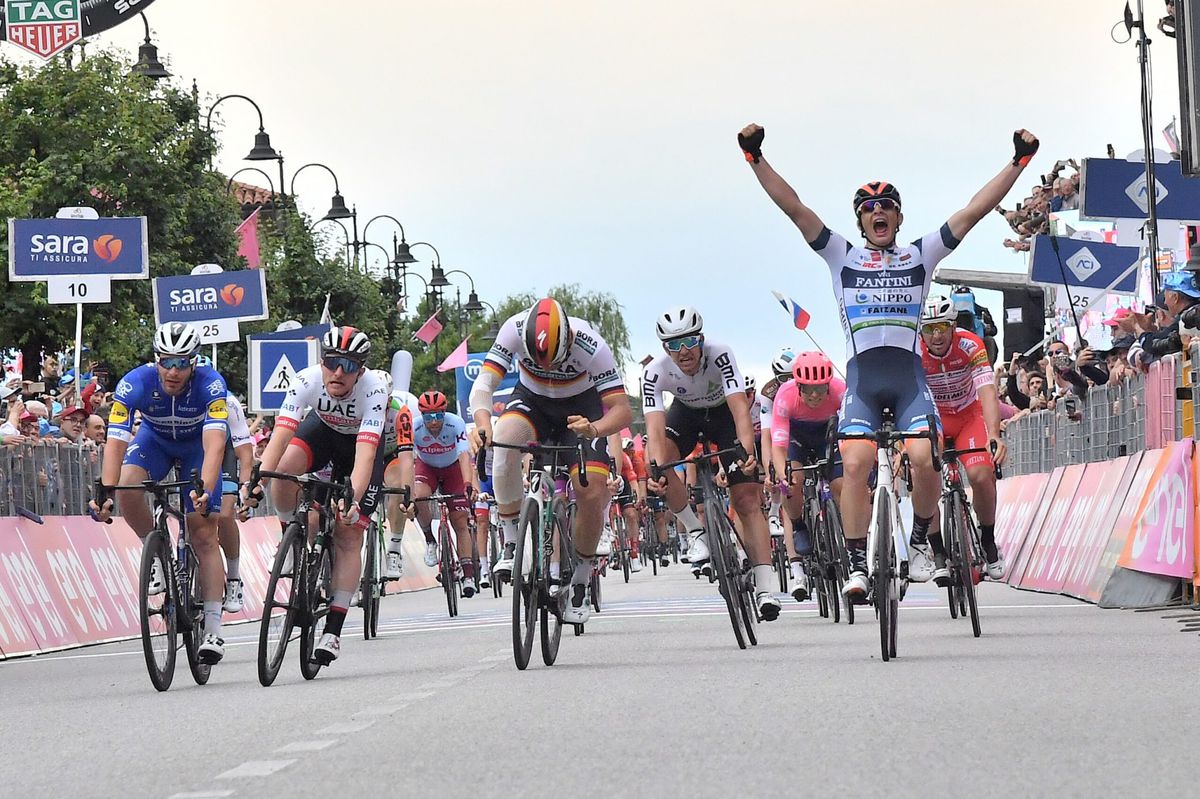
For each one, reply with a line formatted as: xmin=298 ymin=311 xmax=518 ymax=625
xmin=1118 ymin=440 xmax=1196 ymax=579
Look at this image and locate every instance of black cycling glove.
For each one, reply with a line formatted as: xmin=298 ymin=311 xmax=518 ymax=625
xmin=738 ymin=128 xmax=764 ymax=164
xmin=1013 ymin=131 xmax=1039 ymax=168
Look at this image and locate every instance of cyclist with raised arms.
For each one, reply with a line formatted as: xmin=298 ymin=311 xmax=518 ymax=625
xmin=642 ymin=306 xmax=782 ymax=621
xmin=918 ymin=296 xmax=1008 ymax=580
xmin=468 ymin=298 xmax=632 ymax=624
xmin=89 ymin=322 xmax=230 ymax=663
xmin=245 ymin=326 xmax=393 ymax=666
xmin=770 ymin=352 xmax=846 ymax=601
xmin=739 ymin=122 xmax=1038 ymax=599
xmin=411 ymin=390 xmax=479 ymax=594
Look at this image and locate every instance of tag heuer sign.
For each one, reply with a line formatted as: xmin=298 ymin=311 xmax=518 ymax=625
xmin=4 ymin=0 xmax=81 ymax=59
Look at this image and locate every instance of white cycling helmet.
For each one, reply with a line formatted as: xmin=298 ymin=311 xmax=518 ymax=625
xmin=770 ymin=347 xmax=796 ymax=378
xmin=656 ymin=305 xmax=703 ymax=341
xmin=153 ymin=322 xmax=202 ymax=358
xmin=921 ymin=295 xmax=956 ymax=326
xmin=322 ymin=325 xmax=372 ymax=359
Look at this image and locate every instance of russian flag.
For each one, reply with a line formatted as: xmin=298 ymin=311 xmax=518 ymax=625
xmin=772 ymin=290 xmax=811 ymax=331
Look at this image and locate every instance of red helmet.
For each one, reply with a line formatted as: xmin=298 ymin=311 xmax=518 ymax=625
xmin=418 ymin=390 xmax=447 ymax=414
xmin=792 ymin=352 xmax=834 ymax=385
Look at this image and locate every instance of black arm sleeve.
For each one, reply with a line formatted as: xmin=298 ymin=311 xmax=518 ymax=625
xmin=1006 ymin=373 xmax=1030 ymax=411
xmin=1079 ymin=362 xmax=1109 ymax=385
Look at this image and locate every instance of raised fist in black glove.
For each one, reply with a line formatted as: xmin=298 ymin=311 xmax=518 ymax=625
xmin=738 ymin=123 xmax=764 ymax=164
xmin=1013 ymin=129 xmax=1039 ymax=168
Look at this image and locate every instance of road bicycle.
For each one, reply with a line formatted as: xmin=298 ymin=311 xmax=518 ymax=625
xmin=249 ymin=465 xmax=350 ymax=686
xmin=413 ymin=493 xmax=473 ymax=618
xmin=838 ymin=412 xmax=938 ymax=662
xmin=938 ymin=442 xmax=999 ymax=638
xmin=93 ymin=471 xmax=211 ymax=692
xmin=357 ymin=486 xmax=410 ymax=640
xmin=786 ymin=450 xmax=854 ymax=625
xmin=651 ymin=438 xmax=759 ymax=650
xmin=477 ymin=433 xmax=587 ymax=670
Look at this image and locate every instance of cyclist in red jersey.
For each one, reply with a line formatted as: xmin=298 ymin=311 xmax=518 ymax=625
xmin=918 ymin=296 xmax=1008 ymax=580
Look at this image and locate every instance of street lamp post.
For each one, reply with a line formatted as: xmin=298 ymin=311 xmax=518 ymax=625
xmin=204 ymin=94 xmax=286 ymax=210
xmin=309 ymin=217 xmax=353 ymax=264
xmin=130 ymin=12 xmax=170 ymax=79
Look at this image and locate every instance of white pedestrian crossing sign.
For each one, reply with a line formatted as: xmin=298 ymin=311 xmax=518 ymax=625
xmin=249 ymin=337 xmax=319 ymax=413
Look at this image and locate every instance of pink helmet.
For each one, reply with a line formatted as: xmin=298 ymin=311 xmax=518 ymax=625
xmin=792 ymin=351 xmax=834 ymax=385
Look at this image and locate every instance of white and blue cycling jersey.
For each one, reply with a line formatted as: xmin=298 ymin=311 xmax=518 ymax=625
xmin=412 ymin=411 xmax=469 ymax=469
xmin=809 ymin=224 xmax=959 ymax=356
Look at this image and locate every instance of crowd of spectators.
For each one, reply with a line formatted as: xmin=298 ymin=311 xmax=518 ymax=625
xmin=1 ymin=355 xmax=112 ymax=449
xmin=997 ymin=158 xmax=1081 ymax=254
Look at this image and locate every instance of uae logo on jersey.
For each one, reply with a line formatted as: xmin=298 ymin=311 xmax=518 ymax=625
xmin=4 ymin=0 xmax=81 ymax=59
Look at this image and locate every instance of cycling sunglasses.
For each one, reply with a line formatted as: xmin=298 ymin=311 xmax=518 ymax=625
xmin=422 ymin=411 xmax=446 ymax=422
xmin=921 ymin=321 xmax=954 ymax=334
xmin=664 ymin=335 xmax=702 ymax=352
xmin=321 ymin=355 xmax=364 ymax=374
xmin=157 ymin=355 xmax=194 ymax=371
xmin=857 ymin=198 xmax=899 ymax=214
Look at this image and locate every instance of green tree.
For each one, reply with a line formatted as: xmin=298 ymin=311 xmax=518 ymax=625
xmin=0 ymin=51 xmax=242 ymax=376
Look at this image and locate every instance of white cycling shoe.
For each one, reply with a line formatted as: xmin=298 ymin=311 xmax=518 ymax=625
xmin=630 ymin=557 xmax=643 ymax=573
xmin=386 ymin=552 xmax=404 ymax=580
xmin=790 ymin=565 xmax=809 ymax=603
xmin=312 ymin=633 xmax=340 ymax=665
xmin=596 ymin=529 xmax=614 ymax=557
xmin=907 ymin=543 xmax=934 ymax=583
xmin=147 ymin=560 xmax=166 ymax=596
xmin=562 ymin=582 xmax=591 ymax=624
xmin=768 ymin=517 xmax=785 ymax=537
xmin=756 ymin=591 xmax=781 ymax=621
xmin=841 ymin=570 xmax=869 ymax=600
xmin=479 ymin=567 xmax=491 ymax=589
xmin=222 ymin=578 xmax=244 ymax=613
xmin=197 ymin=633 xmax=225 ymax=665
xmin=985 ymin=552 xmax=1006 ymax=581
xmin=423 ymin=541 xmax=438 ymax=568
xmin=686 ymin=530 xmax=709 ymax=563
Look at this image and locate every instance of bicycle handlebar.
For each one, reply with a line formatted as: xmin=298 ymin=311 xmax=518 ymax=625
xmin=476 ymin=431 xmax=591 ymax=488
xmin=649 ymin=442 xmax=747 ymax=482
xmin=90 ymin=468 xmax=208 ymax=524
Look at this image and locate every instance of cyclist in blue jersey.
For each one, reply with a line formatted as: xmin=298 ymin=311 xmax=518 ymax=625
xmin=739 ymin=122 xmax=1039 ymax=599
xmin=89 ymin=322 xmax=231 ymax=663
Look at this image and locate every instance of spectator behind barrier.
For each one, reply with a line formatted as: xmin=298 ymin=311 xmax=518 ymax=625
xmin=85 ymin=414 xmax=106 ymax=445
xmin=1129 ymin=271 xmax=1200 ymax=370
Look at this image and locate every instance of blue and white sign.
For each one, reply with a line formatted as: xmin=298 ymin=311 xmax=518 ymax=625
xmin=455 ymin=351 xmax=518 ymax=418
xmin=1028 ymin=235 xmax=1140 ymax=294
xmin=1080 ymin=157 xmax=1200 ymax=222
xmin=7 ymin=216 xmax=148 ymax=280
xmin=153 ymin=269 xmax=269 ymax=325
xmin=249 ymin=337 xmax=320 ymax=414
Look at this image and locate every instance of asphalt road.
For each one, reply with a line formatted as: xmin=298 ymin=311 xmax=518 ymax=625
xmin=1 ymin=562 xmax=1196 ymax=799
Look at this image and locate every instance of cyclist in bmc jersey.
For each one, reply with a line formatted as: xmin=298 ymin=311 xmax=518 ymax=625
xmin=247 ymin=326 xmax=400 ymax=666
xmin=89 ymin=322 xmax=231 ymax=664
xmin=468 ymin=298 xmax=633 ymax=624
xmin=739 ymin=121 xmax=1039 ymax=598
xmin=759 ymin=347 xmax=797 ymax=537
xmin=770 ymin=352 xmax=845 ymax=602
xmin=411 ymin=390 xmax=480 ymax=594
xmin=642 ymin=306 xmax=782 ymax=621
xmin=919 ymin=296 xmax=1008 ymax=580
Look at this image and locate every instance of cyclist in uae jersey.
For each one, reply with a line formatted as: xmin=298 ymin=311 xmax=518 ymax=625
xmin=642 ymin=305 xmax=782 ymax=621
xmin=919 ymin=296 xmax=1007 ymax=581
xmin=248 ymin=326 xmax=400 ymax=667
xmin=770 ymin=352 xmax=845 ymax=601
xmin=89 ymin=322 xmax=230 ymax=664
xmin=468 ymin=298 xmax=632 ymax=625
xmin=739 ymin=120 xmax=1039 ymax=599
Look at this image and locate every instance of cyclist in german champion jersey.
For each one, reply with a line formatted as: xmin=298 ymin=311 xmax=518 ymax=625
xmin=89 ymin=322 xmax=231 ymax=664
xmin=739 ymin=121 xmax=1039 ymax=598
xmin=642 ymin=306 xmax=782 ymax=621
xmin=245 ymin=326 xmax=401 ymax=666
xmin=919 ymin=296 xmax=1008 ymax=581
xmin=467 ymin=298 xmax=633 ymax=624
xmin=770 ymin=352 xmax=845 ymax=601
xmin=410 ymin=390 xmax=481 ymax=594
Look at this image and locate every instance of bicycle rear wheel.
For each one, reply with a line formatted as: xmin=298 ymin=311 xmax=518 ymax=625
xmin=953 ymin=494 xmax=982 ymax=638
xmin=511 ymin=498 xmax=538 ymax=670
xmin=300 ymin=543 xmax=333 ymax=680
xmin=259 ymin=524 xmax=302 ymax=687
xmin=182 ymin=550 xmax=211 ymax=686
xmin=705 ymin=497 xmax=746 ymax=650
xmin=489 ymin=524 xmax=503 ymax=598
xmin=873 ymin=496 xmax=894 ymax=662
xmin=824 ymin=497 xmax=853 ymax=625
xmin=540 ymin=498 xmax=569 ymax=666
xmin=139 ymin=531 xmax=177 ymax=692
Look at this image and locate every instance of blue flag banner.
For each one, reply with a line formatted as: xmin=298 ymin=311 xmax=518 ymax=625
xmin=1080 ymin=157 xmax=1200 ymax=222
xmin=1028 ymin=235 xmax=1140 ymax=294
xmin=153 ymin=269 xmax=269 ymax=324
xmin=455 ymin=352 xmax=518 ymax=419
xmin=7 ymin=216 xmax=148 ymax=280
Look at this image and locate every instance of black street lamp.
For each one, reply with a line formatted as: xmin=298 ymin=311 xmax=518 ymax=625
xmin=130 ymin=13 xmax=169 ymax=79
xmin=444 ymin=269 xmax=484 ymax=313
xmin=205 ymin=94 xmax=286 ymax=206
xmin=309 ymin=217 xmax=352 ymax=264
xmin=360 ymin=214 xmax=416 ymax=278
xmin=290 ymin=163 xmax=352 ymax=222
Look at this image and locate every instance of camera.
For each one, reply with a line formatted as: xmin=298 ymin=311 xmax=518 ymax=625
xmin=1052 ymin=353 xmax=1072 ymax=371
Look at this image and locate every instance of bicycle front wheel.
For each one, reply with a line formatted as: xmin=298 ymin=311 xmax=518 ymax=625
xmin=540 ymin=498 xmax=570 ymax=666
xmin=300 ymin=543 xmax=334 ymax=681
xmin=362 ymin=521 xmax=379 ymax=640
xmin=952 ymin=493 xmax=982 ymax=638
xmin=440 ymin=520 xmax=459 ymax=618
xmin=705 ymin=497 xmax=746 ymax=650
xmin=139 ymin=531 xmax=177 ymax=692
xmin=511 ymin=498 xmax=538 ymax=670
xmin=873 ymin=496 xmax=894 ymax=662
xmin=258 ymin=524 xmax=302 ymax=687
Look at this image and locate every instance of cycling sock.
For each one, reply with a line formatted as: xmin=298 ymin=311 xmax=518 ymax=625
xmin=461 ymin=559 xmax=474 ymax=581
xmin=203 ymin=601 xmax=223 ymax=638
xmin=980 ymin=524 xmax=998 ymax=561
xmin=847 ymin=539 xmax=868 ymax=573
xmin=225 ymin=557 xmax=240 ymax=581
xmin=388 ymin=535 xmax=404 ymax=555
xmin=500 ymin=515 xmax=520 ymax=546
xmin=572 ymin=556 xmax=595 ymax=585
xmin=752 ymin=564 xmax=775 ymax=592
xmin=790 ymin=560 xmax=805 ymax=580
xmin=928 ymin=531 xmax=946 ymax=558
xmin=769 ymin=497 xmax=781 ymax=518
xmin=910 ymin=514 xmax=933 ymax=547
xmin=674 ymin=505 xmax=702 ymax=533
xmin=549 ymin=560 xmax=562 ymax=582
xmin=791 ymin=517 xmax=812 ymax=556
xmin=324 ymin=589 xmax=355 ymax=636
